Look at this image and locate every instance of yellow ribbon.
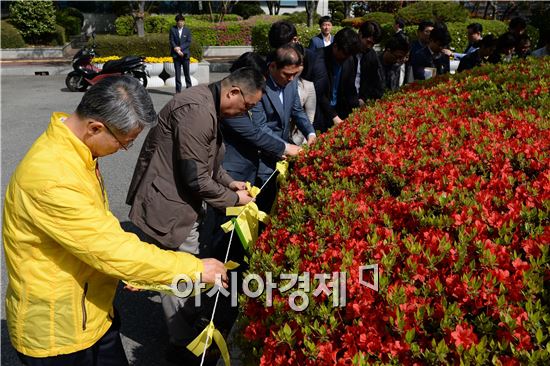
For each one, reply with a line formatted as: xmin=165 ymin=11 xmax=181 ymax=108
xmin=222 ymin=202 xmax=268 ymax=251
xmin=276 ymin=160 xmax=289 ymax=184
xmin=123 ymin=261 xmax=239 ymax=297
xmin=222 ymin=183 xmax=268 ymax=251
xmin=187 ymin=321 xmax=230 ymax=366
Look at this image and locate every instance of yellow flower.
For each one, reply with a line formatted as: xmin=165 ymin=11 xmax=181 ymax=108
xmin=145 ymin=56 xmax=173 ymax=63
xmin=93 ymin=56 xmax=121 ymax=63
xmin=95 ymin=56 xmax=200 ymax=64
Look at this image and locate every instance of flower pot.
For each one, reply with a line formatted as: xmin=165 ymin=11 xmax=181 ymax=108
xmin=145 ymin=63 xmax=165 ymax=88
xmin=189 ymin=62 xmax=198 ymax=75
xmin=165 ymin=61 xmax=199 ymax=87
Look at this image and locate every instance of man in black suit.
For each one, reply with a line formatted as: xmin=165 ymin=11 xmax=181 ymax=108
xmin=378 ymin=36 xmax=410 ymax=91
xmin=355 ymin=21 xmax=384 ymax=106
xmin=458 ymin=34 xmax=497 ymax=73
xmin=169 ymin=14 xmax=192 ymax=92
xmin=311 ymin=28 xmax=360 ymax=132
xmin=412 ymin=26 xmax=452 ymax=80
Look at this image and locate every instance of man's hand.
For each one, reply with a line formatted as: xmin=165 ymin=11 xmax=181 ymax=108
xmin=284 ymin=143 xmax=302 ymax=157
xmin=358 ymin=98 xmax=366 ymax=107
xmin=442 ymin=48 xmax=453 ymax=57
xmin=201 ymin=258 xmax=228 ymax=288
xmin=236 ymin=189 xmax=254 ymax=205
xmin=333 ymin=116 xmax=344 ymax=125
xmin=307 ymin=135 xmax=316 ymax=146
xmin=123 ymin=284 xmax=142 ymax=292
xmin=229 ymin=181 xmax=247 ymax=191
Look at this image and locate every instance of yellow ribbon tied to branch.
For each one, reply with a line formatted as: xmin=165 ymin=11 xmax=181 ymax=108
xmin=187 ymin=320 xmax=230 ymax=366
xmin=221 ymin=182 xmax=268 ymax=251
xmin=276 ymin=160 xmax=289 ymax=184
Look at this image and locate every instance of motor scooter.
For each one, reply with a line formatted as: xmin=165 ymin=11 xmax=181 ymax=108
xmin=65 ymin=37 xmax=148 ymax=92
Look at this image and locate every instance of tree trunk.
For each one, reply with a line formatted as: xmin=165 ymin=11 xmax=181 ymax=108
xmin=131 ymin=1 xmax=146 ymax=37
xmin=343 ymin=1 xmax=352 ymax=18
xmin=266 ymin=1 xmax=280 ymax=16
xmin=305 ymin=0 xmax=319 ymax=28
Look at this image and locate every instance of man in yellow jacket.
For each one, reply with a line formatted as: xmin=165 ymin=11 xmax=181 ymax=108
xmin=2 ymin=76 xmax=228 ymax=365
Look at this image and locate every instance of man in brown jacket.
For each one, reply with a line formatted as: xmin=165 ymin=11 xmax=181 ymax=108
xmin=126 ymin=68 xmax=265 ymax=364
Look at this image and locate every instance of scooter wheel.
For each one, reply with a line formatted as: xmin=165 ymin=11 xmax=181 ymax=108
xmin=65 ymin=74 xmax=88 ymax=92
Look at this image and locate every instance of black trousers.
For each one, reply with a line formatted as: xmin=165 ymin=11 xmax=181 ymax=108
xmin=17 ymin=312 xmax=128 ymax=366
xmin=173 ymin=56 xmax=191 ymax=92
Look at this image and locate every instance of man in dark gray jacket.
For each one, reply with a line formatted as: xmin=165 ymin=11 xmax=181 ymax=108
xmin=126 ymin=68 xmax=264 ymax=364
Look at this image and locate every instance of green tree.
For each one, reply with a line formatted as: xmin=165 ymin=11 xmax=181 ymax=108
xmin=9 ymin=0 xmax=56 ymax=44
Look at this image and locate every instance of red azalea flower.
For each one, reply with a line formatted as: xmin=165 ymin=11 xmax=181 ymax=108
xmin=451 ymin=324 xmax=478 ymax=349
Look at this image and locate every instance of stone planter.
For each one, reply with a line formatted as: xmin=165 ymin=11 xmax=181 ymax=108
xmin=164 ymin=61 xmax=199 ymax=88
xmin=145 ymin=63 xmax=165 ymax=87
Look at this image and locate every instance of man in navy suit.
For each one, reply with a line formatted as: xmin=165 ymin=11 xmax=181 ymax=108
xmin=223 ymin=45 xmax=316 ymax=212
xmin=308 ymin=16 xmax=334 ymax=50
xmin=169 ymin=14 xmax=192 ymax=92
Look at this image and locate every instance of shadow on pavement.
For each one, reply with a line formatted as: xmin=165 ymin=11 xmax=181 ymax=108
xmin=147 ymin=89 xmax=175 ymax=96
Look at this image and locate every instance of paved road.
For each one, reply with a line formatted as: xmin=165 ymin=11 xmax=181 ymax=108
xmin=0 ymin=74 xmax=244 ymax=366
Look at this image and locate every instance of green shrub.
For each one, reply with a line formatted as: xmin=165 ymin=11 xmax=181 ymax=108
xmin=251 ymin=22 xmax=271 ymax=55
xmin=364 ymin=11 xmax=395 ymax=25
xmin=144 ymin=15 xmax=171 ymax=34
xmin=191 ymin=14 xmax=242 ymax=22
xmin=93 ymin=34 xmax=203 ymax=60
xmin=446 ymin=20 xmax=508 ymax=52
xmin=55 ymin=9 xmax=82 ymax=38
xmin=398 ymin=1 xmax=468 ymax=25
xmin=282 ymin=11 xmax=320 ymax=26
xmin=8 ymin=0 xmax=57 ymax=44
xmin=231 ymin=1 xmax=264 ymax=19
xmin=251 ymin=22 xmax=343 ymax=55
xmin=49 ymin=24 xmax=66 ymax=46
xmin=61 ymin=6 xmax=84 ymax=25
xmin=525 ymin=25 xmax=540 ymax=50
xmin=341 ymin=17 xmax=365 ymax=29
xmin=0 ymin=21 xmax=26 ymax=48
xmin=403 ymin=19 xmax=508 ymax=52
xmin=341 ymin=12 xmax=395 ymax=30
xmin=115 ymin=15 xmax=135 ymax=36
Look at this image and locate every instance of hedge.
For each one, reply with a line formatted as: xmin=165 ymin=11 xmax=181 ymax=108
xmin=364 ymin=12 xmax=395 ymax=26
xmin=55 ymin=8 xmax=83 ymax=38
xmin=1 ymin=21 xmax=26 ymax=48
xmin=251 ymin=22 xmax=343 ymax=55
xmin=239 ymin=58 xmax=550 ymax=365
xmin=402 ymin=19 xmax=510 ymax=53
xmin=397 ymin=1 xmax=469 ymax=25
xmin=92 ymin=34 xmax=203 ymax=60
xmin=115 ymin=14 xmax=267 ymax=47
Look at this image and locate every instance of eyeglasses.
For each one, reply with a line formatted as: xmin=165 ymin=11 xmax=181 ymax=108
xmin=103 ymin=123 xmax=133 ymax=150
xmin=234 ymin=86 xmax=256 ymax=110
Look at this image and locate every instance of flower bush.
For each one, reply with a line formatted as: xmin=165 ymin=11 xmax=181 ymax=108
xmin=239 ymin=58 xmax=550 ymax=365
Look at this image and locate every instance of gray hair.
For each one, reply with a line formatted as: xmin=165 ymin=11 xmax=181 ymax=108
xmin=222 ymin=67 xmax=266 ymax=95
xmin=75 ymin=75 xmax=156 ymax=134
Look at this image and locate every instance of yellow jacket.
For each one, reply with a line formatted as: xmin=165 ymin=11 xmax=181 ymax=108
xmin=3 ymin=113 xmax=204 ymax=357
